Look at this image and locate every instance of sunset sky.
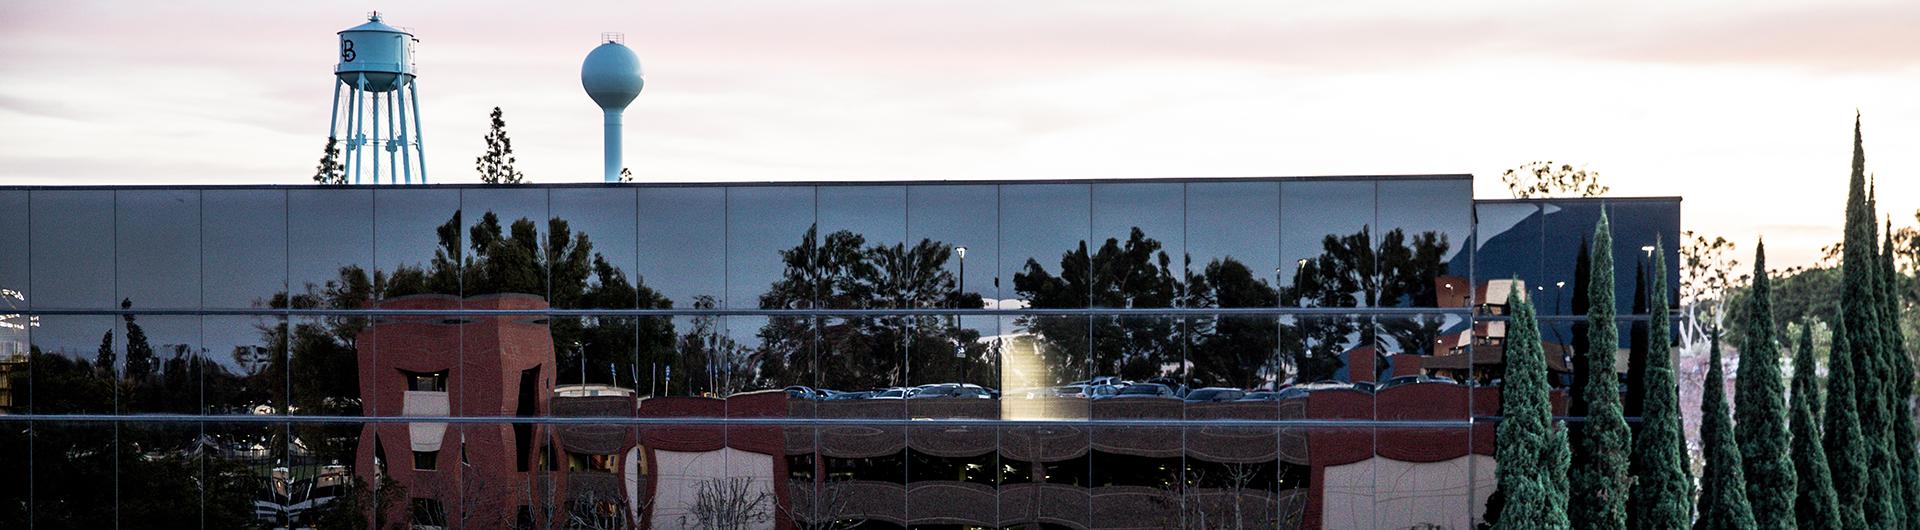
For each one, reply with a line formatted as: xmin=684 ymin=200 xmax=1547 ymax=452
xmin=1 ymin=0 xmax=1916 ymax=269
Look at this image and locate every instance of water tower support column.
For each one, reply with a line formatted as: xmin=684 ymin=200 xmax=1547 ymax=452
xmin=396 ymin=87 xmax=413 ymax=184
xmin=409 ymin=81 xmax=427 ymax=183
xmin=327 ymin=81 xmax=343 ymax=144
xmin=604 ymin=110 xmax=622 ymax=182
xmin=387 ymin=92 xmax=399 ymax=183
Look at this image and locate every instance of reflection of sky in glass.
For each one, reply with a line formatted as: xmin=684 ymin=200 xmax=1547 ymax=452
xmin=29 ymin=315 xmax=113 ymax=358
xmin=0 ymin=191 xmax=25 ymax=306
xmin=289 ymin=189 xmax=372 ymax=294
xmin=30 ymin=190 xmax=114 ymax=309
xmin=1092 ymin=183 xmax=1183 ymax=308
xmin=637 ymin=187 xmax=724 ymax=307
xmin=1279 ymin=180 xmax=1373 ymax=299
xmin=376 ymin=188 xmax=459 ymax=280
xmin=461 ymin=187 xmax=547 ymax=301
xmin=727 ymin=187 xmax=815 ymax=308
xmin=1378 ymin=179 xmax=1471 ymax=266
xmin=204 ymin=190 xmax=286 ymax=309
xmin=117 ymin=191 xmax=201 ymax=309
xmin=999 ymin=184 xmax=1089 ymax=307
xmin=909 ymin=185 xmax=998 ymax=303
xmin=553 ymin=188 xmax=638 ymax=307
xmin=1187 ymin=181 xmax=1280 ymax=303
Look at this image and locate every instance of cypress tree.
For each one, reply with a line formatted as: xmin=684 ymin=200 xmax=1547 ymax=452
xmin=1823 ymin=318 xmax=1869 ymax=530
xmin=1572 ymin=238 xmax=1594 ymax=418
xmin=1838 ymin=114 xmax=1898 ymax=528
xmin=1496 ymin=283 xmax=1570 ymax=529
xmin=1884 ymin=223 xmax=1920 ymax=530
xmin=1734 ymin=241 xmax=1796 ymax=529
xmin=1629 ymin=241 xmax=1691 ymax=529
xmin=1572 ymin=212 xmax=1630 ymax=530
xmin=1790 ymin=321 xmax=1841 ymax=530
xmin=1698 ymin=330 xmax=1758 ymax=530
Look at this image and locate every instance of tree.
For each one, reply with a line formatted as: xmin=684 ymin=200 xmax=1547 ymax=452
xmin=1501 ymin=161 xmax=1609 ymax=199
xmin=1571 ymin=212 xmax=1630 ymax=530
xmin=1681 ymin=232 xmax=1745 ymax=357
xmin=475 ymin=106 xmax=525 ymax=184
xmin=1494 ymin=281 xmax=1570 ymax=529
xmin=1834 ymin=114 xmax=1900 ymax=528
xmin=1697 ymin=330 xmax=1757 ymax=530
xmin=1790 ymin=320 xmax=1841 ymax=530
xmin=1733 ymin=241 xmax=1796 ymax=529
xmin=1822 ymin=318 xmax=1871 ymax=530
xmin=1629 ymin=241 xmax=1692 ymax=530
xmin=313 ymin=137 xmax=346 ymax=184
xmin=1882 ymin=222 xmax=1920 ymax=528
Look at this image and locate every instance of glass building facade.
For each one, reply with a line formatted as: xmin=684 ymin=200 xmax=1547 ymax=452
xmin=0 ymin=176 xmax=1680 ymax=529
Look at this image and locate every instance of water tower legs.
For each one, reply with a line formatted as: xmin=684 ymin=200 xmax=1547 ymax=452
xmin=410 ymin=81 xmax=427 ymax=184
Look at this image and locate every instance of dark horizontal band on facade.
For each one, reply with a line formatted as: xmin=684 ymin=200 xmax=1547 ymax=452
xmin=0 ymin=413 xmax=1638 ymax=427
xmin=4 ymin=307 xmax=1666 ymax=319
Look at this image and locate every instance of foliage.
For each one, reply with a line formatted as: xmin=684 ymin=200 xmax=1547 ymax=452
xmin=1681 ymin=231 xmax=1745 ymax=353
xmin=1629 ymin=242 xmax=1692 ymax=530
xmin=1820 ymin=116 xmax=1873 ymax=530
xmin=314 ymin=137 xmax=346 ymax=184
xmin=1571 ymin=212 xmax=1630 ymax=530
xmin=475 ymin=106 xmax=525 ymax=184
xmin=1882 ymin=224 xmax=1920 ymax=530
xmin=1838 ymin=117 xmax=1901 ymax=528
xmin=1732 ymin=241 xmax=1797 ymax=529
xmin=1697 ymin=331 xmax=1757 ymax=530
xmin=1494 ymin=282 xmax=1571 ymax=529
xmin=1789 ymin=321 xmax=1842 ymax=530
xmin=1502 ymin=161 xmax=1609 ymax=199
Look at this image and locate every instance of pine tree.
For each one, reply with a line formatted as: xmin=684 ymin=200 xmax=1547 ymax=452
xmin=312 ymin=137 xmax=345 ymax=184
xmin=1698 ymin=330 xmax=1758 ymax=530
xmin=1630 ymin=241 xmax=1691 ymax=530
xmin=475 ymin=107 xmax=525 ymax=184
xmin=1790 ymin=321 xmax=1841 ymax=530
xmin=1496 ymin=282 xmax=1569 ymax=529
xmin=1572 ymin=211 xmax=1630 ymax=530
xmin=1734 ymin=241 xmax=1796 ymax=529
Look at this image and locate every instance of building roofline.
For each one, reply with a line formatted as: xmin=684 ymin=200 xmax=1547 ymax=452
xmin=0 ymin=173 xmax=1476 ymax=191
xmin=1475 ymin=196 xmax=1684 ymax=204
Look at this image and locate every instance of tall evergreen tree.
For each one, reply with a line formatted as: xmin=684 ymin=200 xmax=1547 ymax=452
xmin=1572 ymin=237 xmax=1594 ymax=417
xmin=1572 ymin=212 xmax=1630 ymax=530
xmin=1698 ymin=330 xmax=1758 ymax=530
xmin=1883 ymin=222 xmax=1920 ymax=530
xmin=1823 ymin=318 xmax=1870 ymax=530
xmin=1496 ymin=283 xmax=1570 ymax=529
xmin=1836 ymin=114 xmax=1898 ymax=527
xmin=474 ymin=106 xmax=525 ymax=184
xmin=1790 ymin=321 xmax=1841 ymax=530
xmin=1629 ymin=241 xmax=1692 ymax=530
xmin=312 ymin=137 xmax=345 ymax=184
xmin=1734 ymin=241 xmax=1796 ymax=529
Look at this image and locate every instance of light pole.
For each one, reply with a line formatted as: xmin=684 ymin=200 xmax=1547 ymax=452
xmin=956 ymin=246 xmax=968 ymax=307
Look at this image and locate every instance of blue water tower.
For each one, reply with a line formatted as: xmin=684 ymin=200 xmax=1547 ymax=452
xmin=329 ymin=12 xmax=427 ymax=184
xmin=582 ymin=33 xmax=644 ymax=182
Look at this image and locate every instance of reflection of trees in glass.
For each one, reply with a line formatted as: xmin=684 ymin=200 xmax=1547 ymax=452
xmin=1016 ymin=228 xmax=1182 ymax=383
xmin=751 ymin=225 xmax=986 ymax=391
xmin=1285 ymin=226 xmax=1452 ymax=382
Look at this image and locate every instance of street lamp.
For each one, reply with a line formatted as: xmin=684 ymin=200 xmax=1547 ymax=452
xmin=955 ymin=246 xmax=968 ymax=308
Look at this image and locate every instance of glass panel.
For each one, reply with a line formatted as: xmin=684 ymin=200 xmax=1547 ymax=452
xmin=657 ymin=314 xmax=731 ymax=399
xmin=34 ymin=422 xmax=116 ymax=527
xmin=817 ymin=323 xmax=909 ymax=523
xmin=1471 ymin=202 xmax=1541 ymax=317
xmin=554 ymin=315 xmax=640 ymax=393
xmin=906 ymin=314 xmax=998 ymax=419
xmin=289 ymin=314 xmax=366 ymax=417
xmin=116 ymin=190 xmax=202 ymax=309
xmin=1377 ymin=179 xmax=1472 ymax=308
xmin=999 ymin=423 xmax=1090 ymax=528
xmin=375 ymin=188 xmax=461 ymax=301
xmin=204 ymin=190 xmax=288 ymax=309
xmin=1186 ymin=181 xmax=1281 ymax=309
xmin=289 ymin=422 xmax=368 ymax=528
xmin=120 ymin=421 xmax=203 ymax=526
xmin=907 ymin=184 xmax=997 ymax=308
xmin=553 ymin=187 xmax=642 ymax=309
xmin=0 ymin=421 xmax=26 ymax=526
xmin=30 ymin=315 xmax=116 ymax=414
xmin=1091 ymin=182 xmax=1183 ymax=309
xmin=204 ymin=315 xmax=286 ymax=415
xmin=1604 ymin=200 xmax=1682 ymax=315
xmin=1287 ymin=315 xmax=1364 ymax=386
xmin=0 ymin=300 xmax=24 ymax=416
xmin=459 ymin=423 xmax=550 ymax=527
xmin=727 ymin=314 xmax=813 ymax=417
xmin=1186 ymin=314 xmax=1282 ymax=416
xmin=1091 ymin=314 xmax=1182 ymax=390
xmin=1540 ymin=201 xmax=1603 ymax=317
xmin=0 ymin=190 xmax=28 ymax=310
xmin=905 ymin=431 xmax=997 ymax=526
xmin=116 ymin=314 xmax=199 ymax=414
xmin=1186 ymin=425 xmax=1294 ymax=528
xmin=637 ymin=187 xmax=725 ymax=308
xmin=1000 ymin=314 xmax=1087 ymax=422
xmin=364 ymin=418 xmax=461 ymax=527
xmin=818 ymin=186 xmax=905 ymax=309
xmin=1375 ymin=313 xmax=1471 ymax=420
xmin=288 ymin=189 xmax=374 ymax=310
xmin=1002 ymin=183 xmax=1089 ymax=309
xmin=1280 ymin=180 xmax=1374 ymax=308
xmin=1091 ymin=426 xmax=1181 ymax=528
xmin=818 ymin=315 xmax=905 ymax=417
xmin=728 ymin=186 xmax=817 ymax=310
xmin=461 ymin=187 xmax=549 ymax=304
xmin=205 ymin=422 xmax=288 ymax=529
xmin=29 ymin=190 xmax=113 ymax=309
xmin=1371 ymin=426 xmax=1486 ymax=529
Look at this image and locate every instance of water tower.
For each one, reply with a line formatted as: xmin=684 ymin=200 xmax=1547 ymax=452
xmin=329 ymin=12 xmax=427 ymax=184
xmin=581 ymin=34 xmax=643 ymax=182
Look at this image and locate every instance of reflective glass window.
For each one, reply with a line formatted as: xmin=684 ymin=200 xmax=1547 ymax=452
xmin=30 ymin=315 xmax=116 ymax=414
xmin=374 ymin=188 xmax=460 ymax=300
xmin=205 ymin=315 xmax=286 ymax=415
xmin=1091 ymin=183 xmax=1184 ymax=309
xmin=29 ymin=190 xmax=113 ymax=309
xmin=116 ymin=314 xmax=198 ymax=414
xmin=1471 ymin=202 xmax=1542 ymax=314
xmin=206 ymin=422 xmax=291 ymax=528
xmin=907 ymin=184 xmax=997 ymax=308
xmin=0 ymin=421 xmax=26 ymax=526
xmin=728 ymin=186 xmax=817 ymax=309
xmin=461 ymin=187 xmax=549 ymax=303
xmin=0 ymin=190 xmax=26 ymax=313
xmin=1001 ymin=183 xmax=1089 ymax=309
xmin=288 ymin=314 xmax=366 ymax=417
xmin=117 ymin=190 xmax=202 ymax=309
xmin=553 ymin=187 xmax=642 ymax=309
xmin=120 ymin=421 xmax=203 ymax=524
xmin=33 ymin=422 xmax=116 ymax=527
xmin=1376 ymin=179 xmax=1471 ymax=308
xmin=204 ymin=189 xmax=288 ymax=309
xmin=288 ymin=189 xmax=374 ymax=309
xmin=818 ymin=186 xmax=905 ymax=309
xmin=637 ymin=187 xmax=725 ymax=308
xmin=1603 ymin=199 xmax=1682 ymax=315
xmin=1539 ymin=201 xmax=1604 ymax=317
xmin=1280 ymin=180 xmax=1375 ymax=308
xmin=1186 ymin=181 xmax=1281 ymax=309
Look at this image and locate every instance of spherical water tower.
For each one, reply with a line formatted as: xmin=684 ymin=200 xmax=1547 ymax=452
xmin=330 ymin=12 xmax=427 ymax=184
xmin=581 ymin=34 xmax=643 ymax=182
